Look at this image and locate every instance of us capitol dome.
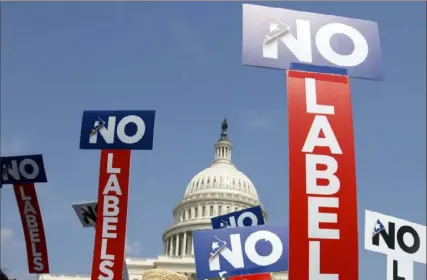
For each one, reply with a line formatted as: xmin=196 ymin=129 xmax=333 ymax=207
xmin=38 ymin=120 xmax=288 ymax=280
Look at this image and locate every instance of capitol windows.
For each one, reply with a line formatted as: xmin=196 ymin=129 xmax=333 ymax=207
xmin=209 ymin=205 xmax=214 ymax=216
xmin=226 ymin=205 xmax=230 ymax=213
xmin=218 ymin=205 xmax=222 ymax=215
xmin=202 ymin=206 xmax=206 ymax=217
xmin=195 ymin=207 xmax=198 ymax=218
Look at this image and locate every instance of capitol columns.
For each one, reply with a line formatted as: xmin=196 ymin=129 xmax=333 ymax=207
xmin=169 ymin=237 xmax=174 ymax=256
xmin=175 ymin=235 xmax=179 ymax=256
xmin=166 ymin=238 xmax=170 ymax=255
xmin=191 ymin=234 xmax=194 ymax=255
xmin=182 ymin=232 xmax=187 ymax=255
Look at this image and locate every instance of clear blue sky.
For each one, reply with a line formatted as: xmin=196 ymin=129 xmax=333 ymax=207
xmin=1 ymin=2 xmax=425 ymax=280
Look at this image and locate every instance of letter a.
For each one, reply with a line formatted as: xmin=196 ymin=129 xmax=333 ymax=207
xmin=103 ymin=175 xmax=122 ymax=195
xmin=302 ymin=115 xmax=342 ymax=155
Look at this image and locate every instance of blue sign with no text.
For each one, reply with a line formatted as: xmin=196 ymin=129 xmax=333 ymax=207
xmin=193 ymin=225 xmax=288 ymax=279
xmin=0 ymin=154 xmax=47 ymax=185
xmin=211 ymin=205 xmax=265 ymax=229
xmin=79 ymin=110 xmax=156 ymax=150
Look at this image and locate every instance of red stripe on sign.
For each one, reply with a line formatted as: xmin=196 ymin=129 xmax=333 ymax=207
xmin=91 ymin=149 xmax=131 ymax=280
xmin=287 ymin=70 xmax=358 ymax=280
xmin=13 ymin=183 xmax=49 ymax=274
xmin=230 ymin=273 xmax=272 ymax=280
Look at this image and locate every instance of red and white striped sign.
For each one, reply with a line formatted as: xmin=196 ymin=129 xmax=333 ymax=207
xmin=91 ymin=149 xmax=131 ymax=280
xmin=287 ymin=70 xmax=359 ymax=280
xmin=14 ymin=183 xmax=49 ymax=274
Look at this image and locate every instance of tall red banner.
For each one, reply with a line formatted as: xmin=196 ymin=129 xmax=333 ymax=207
xmin=13 ymin=183 xmax=49 ymax=274
xmin=287 ymin=70 xmax=358 ymax=280
xmin=91 ymin=149 xmax=131 ymax=280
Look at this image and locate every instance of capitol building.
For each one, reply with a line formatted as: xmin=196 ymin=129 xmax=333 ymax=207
xmin=38 ymin=121 xmax=288 ymax=280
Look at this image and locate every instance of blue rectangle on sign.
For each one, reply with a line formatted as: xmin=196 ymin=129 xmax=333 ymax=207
xmin=0 ymin=154 xmax=47 ymax=185
xmin=242 ymin=4 xmax=383 ymax=80
xmin=211 ymin=205 xmax=265 ymax=229
xmin=79 ymin=110 xmax=156 ymax=150
xmin=193 ymin=225 xmax=288 ymax=279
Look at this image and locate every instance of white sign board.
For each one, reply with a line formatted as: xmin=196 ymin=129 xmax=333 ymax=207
xmin=72 ymin=201 xmax=98 ymax=227
xmin=364 ymin=210 xmax=426 ymax=263
xmin=364 ymin=210 xmax=426 ymax=280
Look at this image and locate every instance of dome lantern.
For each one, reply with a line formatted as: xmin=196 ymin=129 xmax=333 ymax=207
xmin=213 ymin=119 xmax=233 ymax=165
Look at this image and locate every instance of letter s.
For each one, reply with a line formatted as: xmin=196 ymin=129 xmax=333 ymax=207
xmin=98 ymin=260 xmax=114 ymax=280
xmin=33 ymin=256 xmax=44 ymax=271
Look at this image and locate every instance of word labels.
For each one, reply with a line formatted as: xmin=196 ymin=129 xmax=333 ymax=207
xmin=211 ymin=205 xmax=265 ymax=229
xmin=242 ymin=4 xmax=382 ymax=80
xmin=80 ymin=110 xmax=155 ymax=150
xmin=91 ymin=150 xmax=131 ymax=280
xmin=72 ymin=201 xmax=98 ymax=228
xmin=287 ymin=70 xmax=359 ymax=280
xmin=14 ymin=184 xmax=49 ymax=273
xmin=1 ymin=154 xmax=47 ymax=185
xmin=193 ymin=225 xmax=288 ymax=279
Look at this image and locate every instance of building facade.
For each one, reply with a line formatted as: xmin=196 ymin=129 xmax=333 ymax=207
xmin=38 ymin=121 xmax=288 ymax=280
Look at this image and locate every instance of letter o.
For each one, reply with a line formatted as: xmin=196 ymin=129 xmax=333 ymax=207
xmin=19 ymin=159 xmax=39 ymax=180
xmin=116 ymin=115 xmax=146 ymax=144
xmin=397 ymin=226 xmax=420 ymax=254
xmin=315 ymin=23 xmax=369 ymax=67
xmin=237 ymin=212 xmax=258 ymax=227
xmin=245 ymin=230 xmax=283 ymax=266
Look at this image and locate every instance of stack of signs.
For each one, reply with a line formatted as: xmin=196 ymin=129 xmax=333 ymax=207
xmin=71 ymin=201 xmax=130 ymax=280
xmin=194 ymin=205 xmax=288 ymax=279
xmin=211 ymin=206 xmax=271 ymax=280
xmin=0 ymin=154 xmax=50 ymax=274
xmin=242 ymin=4 xmax=383 ymax=280
xmin=364 ymin=210 xmax=426 ymax=280
xmin=79 ymin=110 xmax=155 ymax=280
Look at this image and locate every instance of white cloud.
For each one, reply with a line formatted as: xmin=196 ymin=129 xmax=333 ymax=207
xmin=0 ymin=228 xmax=13 ymax=243
xmin=125 ymin=239 xmax=142 ymax=256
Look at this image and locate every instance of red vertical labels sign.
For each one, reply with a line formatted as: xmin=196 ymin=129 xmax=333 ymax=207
xmin=13 ymin=183 xmax=49 ymax=274
xmin=91 ymin=149 xmax=131 ymax=280
xmin=287 ymin=70 xmax=358 ymax=280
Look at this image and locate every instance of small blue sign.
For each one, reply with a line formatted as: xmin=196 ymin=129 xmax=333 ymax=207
xmin=193 ymin=225 xmax=288 ymax=279
xmin=79 ymin=110 xmax=156 ymax=150
xmin=0 ymin=154 xmax=47 ymax=185
xmin=211 ymin=205 xmax=265 ymax=229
